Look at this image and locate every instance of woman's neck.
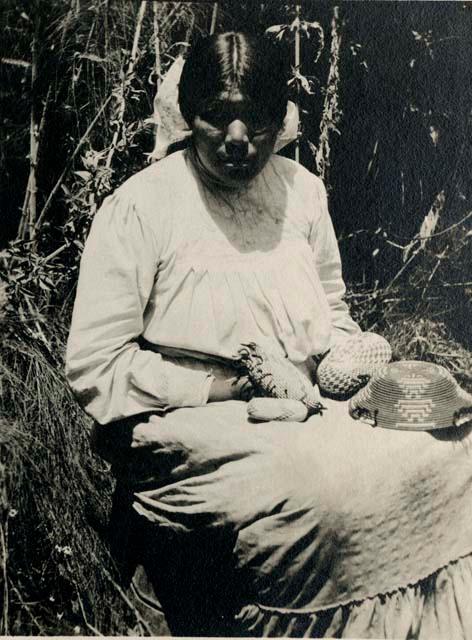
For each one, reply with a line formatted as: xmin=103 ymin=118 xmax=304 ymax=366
xmin=187 ymin=143 xmax=251 ymax=195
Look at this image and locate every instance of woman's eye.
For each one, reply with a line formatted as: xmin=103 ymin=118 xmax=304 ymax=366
xmin=252 ymin=123 xmax=274 ymax=137
xmin=250 ymin=116 xmax=274 ymax=134
xmin=252 ymin=125 xmax=272 ymax=135
xmin=200 ymin=111 xmax=226 ymax=128
xmin=199 ymin=111 xmax=274 ymax=136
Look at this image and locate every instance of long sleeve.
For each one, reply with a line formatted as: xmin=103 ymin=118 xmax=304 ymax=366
xmin=66 ymin=187 xmax=214 ymax=425
xmin=309 ymin=178 xmax=361 ymax=346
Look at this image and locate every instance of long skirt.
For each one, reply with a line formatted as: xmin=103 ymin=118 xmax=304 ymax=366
xmin=95 ymin=397 xmax=472 ymax=638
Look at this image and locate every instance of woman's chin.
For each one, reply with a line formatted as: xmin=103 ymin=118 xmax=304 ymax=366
xmin=216 ymin=162 xmax=261 ymax=187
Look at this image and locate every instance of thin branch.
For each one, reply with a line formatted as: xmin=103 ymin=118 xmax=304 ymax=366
xmin=95 ymin=559 xmax=153 ymax=636
xmin=75 ymin=590 xmax=103 ymax=636
xmin=419 ymin=210 xmax=472 ymax=240
xmin=42 ymin=244 xmax=69 ymax=264
xmin=0 ymin=57 xmax=31 ymax=68
xmin=0 ymin=520 xmax=8 ymax=635
xmin=421 ymin=245 xmax=449 ymax=300
xmin=105 ymin=0 xmax=147 ymax=170
xmin=9 ymin=582 xmax=46 ymax=635
xmin=383 ymin=251 xmax=419 ymax=293
xmin=35 ymin=93 xmax=113 ymax=232
xmin=160 ymin=2 xmax=182 ymax=33
xmin=441 ymin=281 xmax=472 ymax=288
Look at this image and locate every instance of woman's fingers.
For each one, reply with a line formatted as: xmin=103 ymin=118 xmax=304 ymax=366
xmin=208 ymin=376 xmax=253 ymax=402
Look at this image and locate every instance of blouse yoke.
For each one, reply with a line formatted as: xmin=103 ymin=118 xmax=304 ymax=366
xmin=66 ymin=150 xmax=360 ymax=425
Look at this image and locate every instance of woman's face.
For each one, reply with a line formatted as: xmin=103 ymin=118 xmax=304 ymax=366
xmin=191 ymin=91 xmax=280 ymax=189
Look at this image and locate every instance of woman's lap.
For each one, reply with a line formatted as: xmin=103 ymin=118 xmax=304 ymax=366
xmin=101 ymin=398 xmax=472 ymax=618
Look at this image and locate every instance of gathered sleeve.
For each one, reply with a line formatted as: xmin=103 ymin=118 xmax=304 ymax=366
xmin=65 ymin=187 xmax=214 ymax=425
xmin=309 ymin=177 xmax=361 ymax=346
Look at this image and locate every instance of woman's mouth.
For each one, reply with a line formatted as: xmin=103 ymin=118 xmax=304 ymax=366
xmin=217 ymin=152 xmax=253 ymax=168
xmin=221 ymin=157 xmax=253 ymax=170
xmin=224 ymin=161 xmax=249 ymax=168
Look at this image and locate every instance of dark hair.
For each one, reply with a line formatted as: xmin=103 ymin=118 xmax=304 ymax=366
xmin=178 ymin=32 xmax=289 ymax=129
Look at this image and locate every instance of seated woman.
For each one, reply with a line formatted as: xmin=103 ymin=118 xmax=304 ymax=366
xmin=66 ymin=32 xmax=472 ymax=638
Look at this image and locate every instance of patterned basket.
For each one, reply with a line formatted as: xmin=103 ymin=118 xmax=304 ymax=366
xmin=349 ymin=360 xmax=472 ymax=431
xmin=316 ymin=332 xmax=392 ymax=399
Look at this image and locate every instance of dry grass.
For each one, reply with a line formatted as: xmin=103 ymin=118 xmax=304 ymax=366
xmin=0 ymin=316 xmax=147 ymax=635
xmin=383 ymin=318 xmax=472 ymax=393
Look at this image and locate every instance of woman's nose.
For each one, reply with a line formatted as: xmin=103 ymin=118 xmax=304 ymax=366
xmin=225 ymin=120 xmax=249 ymax=159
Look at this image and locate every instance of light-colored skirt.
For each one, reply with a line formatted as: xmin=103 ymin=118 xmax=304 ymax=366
xmin=97 ymin=397 xmax=472 ymax=638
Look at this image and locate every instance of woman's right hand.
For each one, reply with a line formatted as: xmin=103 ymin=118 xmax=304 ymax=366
xmin=208 ymin=376 xmax=251 ymax=402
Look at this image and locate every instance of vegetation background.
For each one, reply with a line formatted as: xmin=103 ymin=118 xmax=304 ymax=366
xmin=0 ymin=0 xmax=471 ymax=635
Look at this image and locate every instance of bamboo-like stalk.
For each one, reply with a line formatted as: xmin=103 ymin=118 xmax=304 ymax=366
xmin=18 ymin=85 xmax=51 ymax=241
xmin=182 ymin=9 xmax=195 ymax=56
xmin=103 ymin=0 xmax=109 ymax=68
xmin=160 ymin=2 xmax=182 ymax=34
xmin=210 ymin=2 xmax=218 ymax=35
xmin=153 ymin=0 xmax=162 ymax=90
xmin=105 ymin=0 xmax=147 ymax=170
xmin=0 ymin=508 xmax=8 ymax=635
xmin=35 ymin=94 xmax=113 ymax=232
xmin=18 ymin=179 xmax=30 ymax=240
xmin=314 ymin=6 xmax=342 ymax=182
xmin=28 ymin=24 xmax=39 ymax=239
xmin=294 ymin=4 xmax=301 ymax=164
xmin=59 ymin=0 xmax=75 ymax=49
xmin=42 ymin=243 xmax=69 ymax=264
xmin=19 ymin=22 xmax=39 ymax=242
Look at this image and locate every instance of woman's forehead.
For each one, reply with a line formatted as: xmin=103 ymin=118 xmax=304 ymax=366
xmin=216 ymin=89 xmax=246 ymax=103
xmin=200 ymin=91 xmax=271 ymax=115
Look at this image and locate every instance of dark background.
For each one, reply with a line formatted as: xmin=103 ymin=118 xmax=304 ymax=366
xmin=1 ymin=0 xmax=471 ymax=304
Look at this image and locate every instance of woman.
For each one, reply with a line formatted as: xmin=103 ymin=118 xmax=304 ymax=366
xmin=67 ymin=33 xmax=472 ymax=638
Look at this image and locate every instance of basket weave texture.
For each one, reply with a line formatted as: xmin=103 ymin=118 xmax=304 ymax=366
xmin=349 ymin=360 xmax=472 ymax=430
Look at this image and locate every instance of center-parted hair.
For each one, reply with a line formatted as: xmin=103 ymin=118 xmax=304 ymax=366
xmin=178 ymin=32 xmax=290 ymax=129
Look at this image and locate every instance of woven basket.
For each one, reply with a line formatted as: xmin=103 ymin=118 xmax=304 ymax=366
xmin=349 ymin=360 xmax=472 ymax=431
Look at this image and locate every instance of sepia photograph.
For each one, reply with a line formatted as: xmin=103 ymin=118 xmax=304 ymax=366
xmin=1 ymin=0 xmax=472 ymax=637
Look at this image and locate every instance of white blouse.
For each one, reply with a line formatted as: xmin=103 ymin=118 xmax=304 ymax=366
xmin=66 ymin=150 xmax=360 ymax=424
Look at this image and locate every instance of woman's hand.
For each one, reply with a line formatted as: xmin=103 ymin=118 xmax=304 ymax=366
xmin=208 ymin=376 xmax=251 ymax=402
